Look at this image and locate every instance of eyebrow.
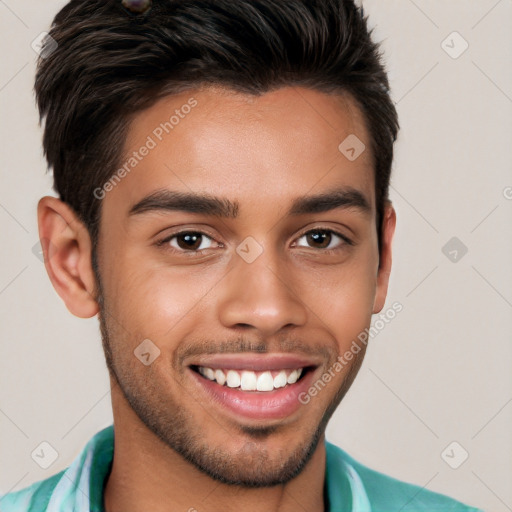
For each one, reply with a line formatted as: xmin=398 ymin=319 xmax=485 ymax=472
xmin=127 ymin=186 xmax=371 ymax=219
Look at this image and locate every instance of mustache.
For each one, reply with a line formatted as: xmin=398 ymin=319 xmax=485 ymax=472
xmin=174 ymin=336 xmax=334 ymax=366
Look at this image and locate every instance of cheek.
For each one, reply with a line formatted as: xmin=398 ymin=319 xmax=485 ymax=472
xmin=320 ymin=288 xmax=374 ymax=353
xmin=294 ymin=251 xmax=378 ymax=347
xmin=106 ymin=256 xmax=224 ymax=340
xmin=300 ymin=248 xmax=378 ymax=310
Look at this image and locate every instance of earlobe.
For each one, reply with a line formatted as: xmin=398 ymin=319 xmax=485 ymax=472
xmin=37 ymin=196 xmax=99 ymax=318
xmin=373 ymin=203 xmax=396 ymax=314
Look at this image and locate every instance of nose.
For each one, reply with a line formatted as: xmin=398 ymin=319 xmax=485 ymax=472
xmin=216 ymin=248 xmax=308 ymax=336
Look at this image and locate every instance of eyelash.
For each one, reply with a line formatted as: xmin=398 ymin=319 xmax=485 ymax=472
xmin=155 ymin=228 xmax=354 ymax=255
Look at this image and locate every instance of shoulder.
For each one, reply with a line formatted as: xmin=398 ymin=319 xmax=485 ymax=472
xmin=0 ymin=470 xmax=65 ymax=511
xmin=0 ymin=425 xmax=114 ymax=512
xmin=325 ymin=441 xmax=484 ymax=512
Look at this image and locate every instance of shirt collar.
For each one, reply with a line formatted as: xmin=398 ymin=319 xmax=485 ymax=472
xmin=325 ymin=440 xmax=372 ymax=511
xmin=47 ymin=425 xmax=113 ymax=512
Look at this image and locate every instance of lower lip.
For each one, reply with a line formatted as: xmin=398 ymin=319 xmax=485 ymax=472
xmin=189 ymin=368 xmax=316 ymax=421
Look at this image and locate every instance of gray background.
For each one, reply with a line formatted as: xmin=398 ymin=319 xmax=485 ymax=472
xmin=0 ymin=1 xmax=511 ymax=511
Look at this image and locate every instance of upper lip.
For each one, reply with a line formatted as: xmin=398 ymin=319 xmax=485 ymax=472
xmin=188 ymin=353 xmax=322 ymax=371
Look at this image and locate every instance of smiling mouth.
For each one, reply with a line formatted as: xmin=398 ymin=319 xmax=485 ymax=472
xmin=187 ymin=355 xmax=320 ymax=420
xmin=191 ymin=366 xmax=310 ymax=392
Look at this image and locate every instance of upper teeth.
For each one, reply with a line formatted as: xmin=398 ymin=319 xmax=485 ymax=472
xmin=197 ymin=367 xmax=303 ymax=392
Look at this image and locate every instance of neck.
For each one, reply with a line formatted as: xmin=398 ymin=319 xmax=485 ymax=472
xmin=104 ymin=383 xmax=326 ymax=512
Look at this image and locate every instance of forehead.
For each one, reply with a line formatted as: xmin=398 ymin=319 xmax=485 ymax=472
xmin=106 ymin=85 xmax=375 ymax=217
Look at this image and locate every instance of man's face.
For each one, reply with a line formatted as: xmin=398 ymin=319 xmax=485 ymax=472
xmin=95 ymin=86 xmax=389 ymax=486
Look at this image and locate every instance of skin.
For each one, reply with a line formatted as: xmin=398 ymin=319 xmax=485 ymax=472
xmin=37 ymin=86 xmax=395 ymax=512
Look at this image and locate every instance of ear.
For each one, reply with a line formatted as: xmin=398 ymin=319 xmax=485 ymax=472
xmin=37 ymin=196 xmax=99 ymax=318
xmin=373 ymin=202 xmax=396 ymax=314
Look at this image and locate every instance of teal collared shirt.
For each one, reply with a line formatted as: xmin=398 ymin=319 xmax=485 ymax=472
xmin=0 ymin=425 xmax=483 ymax=511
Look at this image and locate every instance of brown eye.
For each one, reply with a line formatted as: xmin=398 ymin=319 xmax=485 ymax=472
xmin=295 ymin=229 xmax=351 ymax=250
xmin=176 ymin=233 xmax=202 ymax=250
xmin=164 ymin=232 xmax=215 ymax=251
xmin=305 ymin=230 xmax=332 ymax=249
